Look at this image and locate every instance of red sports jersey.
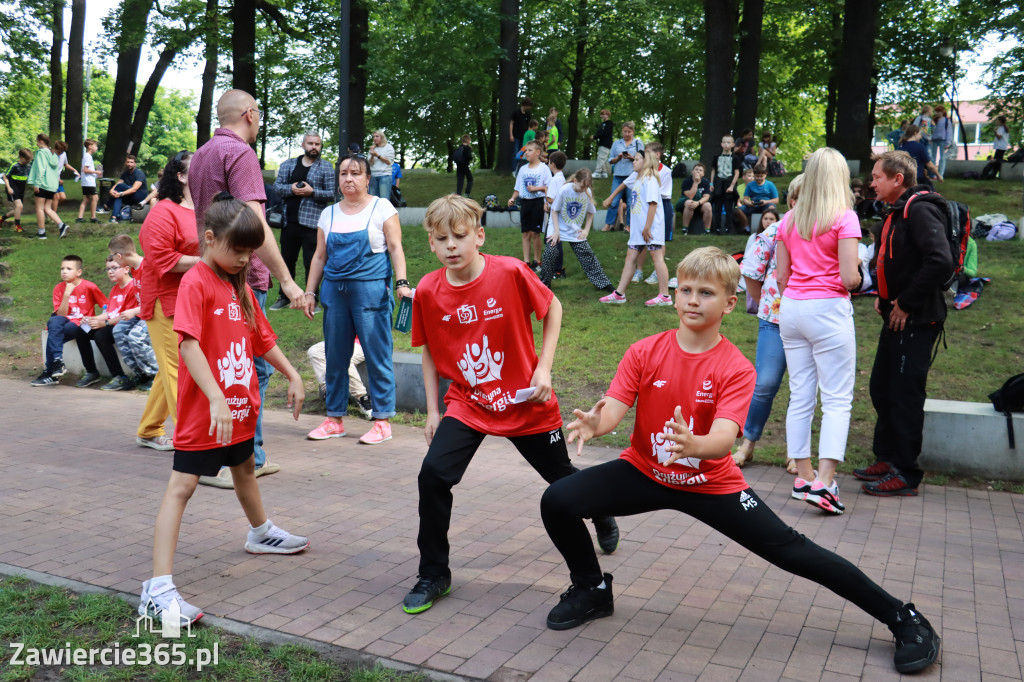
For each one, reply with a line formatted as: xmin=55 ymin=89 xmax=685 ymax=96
xmin=411 ymin=254 xmax=562 ymax=436
xmin=52 ymin=279 xmax=107 ymax=326
xmin=173 ymin=262 xmax=277 ymax=450
xmin=131 ymin=261 xmax=144 ymax=307
xmin=607 ymin=330 xmax=756 ymax=494
xmin=105 ymin=280 xmax=137 ymax=318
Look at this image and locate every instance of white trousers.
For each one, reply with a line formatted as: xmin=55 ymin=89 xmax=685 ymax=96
xmin=595 ymin=146 xmax=611 ymax=176
xmin=308 ymin=340 xmax=367 ymax=399
xmin=779 ymin=296 xmax=856 ymax=462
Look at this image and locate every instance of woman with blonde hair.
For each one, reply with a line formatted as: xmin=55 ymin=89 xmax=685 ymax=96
xmin=368 ymin=130 xmax=396 ymax=200
xmin=775 ymin=148 xmax=863 ymax=515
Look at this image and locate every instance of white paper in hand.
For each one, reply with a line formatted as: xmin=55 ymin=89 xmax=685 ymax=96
xmin=511 ymin=387 xmax=537 ymax=404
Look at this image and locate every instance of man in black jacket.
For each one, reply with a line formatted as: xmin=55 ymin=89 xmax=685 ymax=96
xmin=857 ymin=151 xmax=952 ymax=497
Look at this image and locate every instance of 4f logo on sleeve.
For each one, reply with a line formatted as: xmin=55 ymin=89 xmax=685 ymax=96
xmin=457 ymin=304 xmax=478 ymax=324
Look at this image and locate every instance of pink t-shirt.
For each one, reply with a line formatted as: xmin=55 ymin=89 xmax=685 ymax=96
xmin=775 ymin=209 xmax=861 ymax=299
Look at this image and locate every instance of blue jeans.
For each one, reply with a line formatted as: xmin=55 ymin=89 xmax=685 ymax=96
xmin=743 ymin=318 xmax=787 ymax=442
xmin=46 ymin=314 xmax=97 ymax=372
xmin=252 ymin=289 xmax=273 ymax=468
xmin=370 ymin=175 xmax=392 ymax=200
xmin=511 ymin=138 xmax=522 ymax=172
xmin=930 ymin=140 xmax=949 ymax=177
xmin=605 ymin=175 xmax=631 ymax=227
xmin=107 ymin=183 xmax=145 ymax=218
xmin=321 ymin=278 xmax=396 ymax=419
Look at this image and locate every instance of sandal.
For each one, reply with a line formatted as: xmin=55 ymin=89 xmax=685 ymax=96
xmin=786 ymin=458 xmax=799 ymax=475
xmin=731 ymin=442 xmax=754 ymax=468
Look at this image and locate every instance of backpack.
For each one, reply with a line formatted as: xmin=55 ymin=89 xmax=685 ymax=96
xmin=989 ymin=373 xmax=1024 ymax=448
xmin=902 ymin=190 xmax=970 ymax=289
xmin=671 ymin=163 xmax=688 ymax=178
xmin=980 ymin=160 xmax=1001 ymax=180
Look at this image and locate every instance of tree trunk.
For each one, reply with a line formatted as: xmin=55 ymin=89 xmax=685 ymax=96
xmin=196 ymin=0 xmax=218 ymax=147
xmin=495 ymin=0 xmax=519 ymax=173
xmin=65 ymin=0 xmax=86 ymax=168
xmin=48 ymin=0 xmax=65 ymax=141
xmin=474 ymin=110 xmax=489 ymax=169
xmin=732 ymin=0 xmax=764 ymax=135
xmin=565 ymin=0 xmax=587 ymax=159
xmin=832 ymin=0 xmax=877 ymax=167
xmin=128 ymin=45 xmax=182 ymax=161
xmin=823 ymin=6 xmax=842 ymax=146
xmin=231 ymin=0 xmax=256 ymax=96
xmin=348 ymin=1 xmax=368 ymax=149
xmin=701 ymin=0 xmax=736 ymax=164
xmin=103 ymin=0 xmax=154 ymax=174
xmin=487 ymin=88 xmax=499 ymax=169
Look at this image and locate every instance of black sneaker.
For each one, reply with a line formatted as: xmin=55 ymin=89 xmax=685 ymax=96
xmin=30 ymin=370 xmax=58 ymax=387
xmin=853 ymin=460 xmax=891 ymax=481
xmin=109 ymin=217 xmax=119 ymax=224
xmin=135 ymin=375 xmax=154 ymax=392
xmin=101 ymin=374 xmax=136 ymax=391
xmin=268 ymin=295 xmax=290 ymax=311
xmin=89 ymin=218 xmax=99 ymax=224
xmin=546 ymin=573 xmax=614 ymax=630
xmin=889 ymin=603 xmax=939 ymax=673
xmin=593 ymin=516 xmax=619 ymax=554
xmin=862 ymin=471 xmax=919 ymax=497
xmin=75 ymin=217 xmax=85 ymax=223
xmin=36 ymin=231 xmax=47 ymax=239
xmin=356 ymin=395 xmax=372 ymax=420
xmin=59 ymin=223 xmax=69 ymax=238
xmin=402 ymin=575 xmax=451 ymax=614
xmin=50 ymin=360 xmax=68 ymax=379
xmin=75 ymin=371 xmax=101 ymax=388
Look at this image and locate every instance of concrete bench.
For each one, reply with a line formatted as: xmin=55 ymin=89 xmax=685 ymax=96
xmin=920 ymin=399 xmax=1024 ymax=480
xmin=41 ymin=330 xmax=126 ymax=377
xmin=354 ymin=350 xmax=452 ymax=415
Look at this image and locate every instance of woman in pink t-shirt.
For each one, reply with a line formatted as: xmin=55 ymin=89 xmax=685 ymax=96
xmin=775 ymin=147 xmax=863 ymax=516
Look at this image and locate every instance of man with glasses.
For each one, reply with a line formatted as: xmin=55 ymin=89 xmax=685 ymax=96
xmin=189 ymin=89 xmax=303 ymax=487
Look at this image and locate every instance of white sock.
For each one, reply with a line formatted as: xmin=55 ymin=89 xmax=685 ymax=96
xmin=149 ymin=574 xmax=173 ymax=591
xmin=250 ymin=519 xmax=271 ymax=534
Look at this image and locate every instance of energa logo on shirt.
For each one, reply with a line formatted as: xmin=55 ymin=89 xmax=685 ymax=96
xmin=217 ymin=338 xmax=253 ymax=390
xmin=457 ymin=335 xmax=503 ymax=387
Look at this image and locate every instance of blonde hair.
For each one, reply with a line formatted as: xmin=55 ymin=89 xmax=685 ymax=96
xmin=424 ymin=194 xmax=483 ymax=238
xmin=787 ymin=173 xmax=804 ymax=207
xmin=637 ymin=150 xmax=659 ymax=180
xmin=790 ymin=148 xmax=850 ymax=240
xmin=373 ymin=129 xmax=388 ymax=146
xmin=675 ymin=246 xmax=740 ymax=294
xmin=108 ymin=233 xmax=138 ymax=255
xmin=570 ymin=167 xmax=593 ymax=193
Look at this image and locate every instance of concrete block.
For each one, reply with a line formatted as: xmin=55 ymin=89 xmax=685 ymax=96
xmin=41 ymin=330 xmax=126 ymax=377
xmin=355 ymin=350 xmax=451 ymax=415
xmin=920 ymin=399 xmax=1024 ymax=480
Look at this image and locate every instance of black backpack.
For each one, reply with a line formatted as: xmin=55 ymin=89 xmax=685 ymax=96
xmin=990 ymin=374 xmax=1024 ymax=449
xmin=901 ymin=190 xmax=970 ymax=289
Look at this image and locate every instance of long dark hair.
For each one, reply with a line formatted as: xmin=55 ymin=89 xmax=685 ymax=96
xmin=204 ymin=194 xmax=265 ymax=328
xmin=158 ymin=150 xmax=192 ymax=203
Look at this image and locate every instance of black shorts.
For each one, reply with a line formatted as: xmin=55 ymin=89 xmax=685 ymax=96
xmin=520 ymin=198 xmax=545 ymax=233
xmin=10 ymin=190 xmax=24 ymax=202
xmin=173 ymin=437 xmax=255 ymax=476
xmin=81 ymin=187 xmax=96 ymax=196
xmin=36 ymin=189 xmax=55 ymax=200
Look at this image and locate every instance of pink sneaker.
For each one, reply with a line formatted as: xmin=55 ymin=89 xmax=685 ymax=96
xmin=599 ymin=291 xmax=626 ymax=304
xmin=645 ymin=294 xmax=673 ymax=307
xmin=307 ymin=418 xmax=345 ymax=440
xmin=359 ymin=420 xmax=392 ymax=445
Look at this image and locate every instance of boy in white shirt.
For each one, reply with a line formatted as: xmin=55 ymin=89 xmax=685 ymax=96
xmin=76 ymin=140 xmax=101 ymax=223
xmin=508 ymin=141 xmax=551 ymax=270
xmin=544 ymin=151 xmax=568 ymax=279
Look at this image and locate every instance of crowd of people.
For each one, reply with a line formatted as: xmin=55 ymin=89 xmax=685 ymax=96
xmin=12 ymin=89 xmax=988 ymax=677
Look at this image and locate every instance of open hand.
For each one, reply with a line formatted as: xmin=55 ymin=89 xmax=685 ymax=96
xmin=661 ymin=405 xmax=695 ymax=465
xmin=566 ymin=399 xmax=605 ymax=456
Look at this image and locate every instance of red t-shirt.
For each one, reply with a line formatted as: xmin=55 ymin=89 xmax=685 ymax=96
xmin=607 ymin=330 xmax=756 ymax=494
xmin=173 ymin=262 xmax=277 ymax=450
xmin=138 ymin=200 xmax=200 ymax=319
xmin=105 ymin=280 xmax=136 ymax=319
xmin=52 ymin=279 xmax=106 ymax=326
xmin=131 ymin=261 xmax=144 ymax=307
xmin=411 ymin=254 xmax=562 ymax=436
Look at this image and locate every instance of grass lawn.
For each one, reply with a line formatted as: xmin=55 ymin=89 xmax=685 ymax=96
xmin=0 ymin=575 xmax=424 ymax=682
xmin=1 ymin=175 xmax=1022 ymax=488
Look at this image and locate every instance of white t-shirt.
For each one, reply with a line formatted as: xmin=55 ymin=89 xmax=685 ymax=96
xmin=370 ymin=143 xmax=396 ymax=176
xmin=628 ymin=176 xmax=665 ymax=246
xmin=514 ymin=162 xmax=552 ymax=200
xmin=994 ymin=126 xmax=1009 ymax=151
xmin=550 ymin=183 xmax=595 ymax=242
xmin=622 ymin=166 xmax=672 ymax=200
xmin=80 ymin=152 xmax=96 ymax=187
xmin=317 ymin=197 xmax=398 ymax=254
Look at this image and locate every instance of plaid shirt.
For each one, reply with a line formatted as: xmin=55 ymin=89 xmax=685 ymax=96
xmin=190 ymin=127 xmax=271 ymax=290
xmin=273 ymin=156 xmax=337 ymax=229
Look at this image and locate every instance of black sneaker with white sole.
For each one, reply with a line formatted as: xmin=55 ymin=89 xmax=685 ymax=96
xmin=889 ymin=603 xmax=940 ymax=673
xmin=59 ymin=223 xmax=69 ymax=238
xmin=30 ymin=371 xmax=58 ymax=387
xmin=547 ymin=573 xmax=614 ymax=630
xmin=50 ymin=360 xmax=68 ymax=378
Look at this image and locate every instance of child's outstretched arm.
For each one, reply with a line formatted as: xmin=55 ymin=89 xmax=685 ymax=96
xmin=180 ymin=337 xmax=233 ymax=445
xmin=422 ymin=343 xmax=441 ymax=444
xmin=529 ymin=295 xmax=562 ymax=403
xmin=662 ymin=407 xmax=739 ymax=464
xmin=261 ymin=344 xmax=305 ymax=420
xmin=566 ymin=397 xmax=630 ymax=456
xmin=601 ymin=181 xmax=627 ymax=208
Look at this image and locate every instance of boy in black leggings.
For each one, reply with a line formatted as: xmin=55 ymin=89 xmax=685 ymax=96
xmin=540 ymin=246 xmax=939 ymax=674
xmin=401 ymin=195 xmax=618 ymax=614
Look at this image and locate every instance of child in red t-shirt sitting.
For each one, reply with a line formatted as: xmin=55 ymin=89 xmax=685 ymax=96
xmin=140 ymin=196 xmax=309 ymax=627
xmin=539 ymin=246 xmax=940 ymax=675
xmin=31 ymin=254 xmax=108 ymax=387
xmin=401 ymin=194 xmax=619 ymax=615
xmin=105 ymin=234 xmax=160 ymax=392
xmin=78 ymin=255 xmax=135 ymax=391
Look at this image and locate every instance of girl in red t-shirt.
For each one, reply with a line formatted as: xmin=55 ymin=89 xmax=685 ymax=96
xmin=140 ymin=196 xmax=309 ymax=627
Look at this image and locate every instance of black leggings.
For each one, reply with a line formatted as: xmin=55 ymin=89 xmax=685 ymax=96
xmin=90 ymin=325 xmax=124 ymax=376
xmin=541 ymin=459 xmax=902 ymax=624
xmin=417 ymin=416 xmax=576 ymax=579
xmin=456 ymin=166 xmax=473 ymax=195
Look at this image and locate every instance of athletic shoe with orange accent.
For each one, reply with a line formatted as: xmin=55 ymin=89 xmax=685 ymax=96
xmin=359 ymin=420 xmax=392 ymax=444
xmin=307 ymin=417 xmax=346 ymax=440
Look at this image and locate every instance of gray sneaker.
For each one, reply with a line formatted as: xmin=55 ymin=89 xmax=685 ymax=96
xmin=101 ymin=375 xmax=136 ymax=391
xmin=244 ymin=521 xmax=309 ymax=554
xmin=139 ymin=579 xmax=203 ymax=626
xmin=75 ymin=371 xmax=101 ymax=388
xmin=268 ymin=295 xmax=290 ymax=311
xmin=136 ymin=435 xmax=174 ymax=451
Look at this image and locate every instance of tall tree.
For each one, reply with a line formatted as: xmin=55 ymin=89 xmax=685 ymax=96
xmin=348 ymin=0 xmax=368 ymax=149
xmin=701 ymin=0 xmax=735 ymax=163
xmin=231 ymin=0 xmax=256 ymax=95
xmin=732 ymin=0 xmax=764 ymax=135
xmin=65 ymin=0 xmax=86 ymax=168
xmin=103 ymin=0 xmax=155 ymax=173
xmin=832 ymin=0 xmax=877 ymax=166
xmin=128 ymin=36 xmax=195 ymax=160
xmin=196 ymin=0 xmax=218 ymax=147
xmin=495 ymin=0 xmax=519 ymax=173
xmin=48 ymin=0 xmax=64 ymax=140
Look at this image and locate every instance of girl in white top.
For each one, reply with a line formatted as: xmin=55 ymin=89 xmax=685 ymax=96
xmin=539 ymin=168 xmax=613 ymax=292
xmin=368 ymin=130 xmax=396 ymax=200
xmin=599 ymin=151 xmax=671 ymax=306
xmin=77 ymin=139 xmax=102 ymax=222
xmin=51 ymin=140 xmax=80 ymax=215
xmin=993 ymin=115 xmax=1009 ymax=161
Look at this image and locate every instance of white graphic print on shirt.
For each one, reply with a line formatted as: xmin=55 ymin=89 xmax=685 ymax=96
xmin=218 ymin=338 xmax=254 ymax=390
xmin=457 ymin=335 xmax=504 ymax=387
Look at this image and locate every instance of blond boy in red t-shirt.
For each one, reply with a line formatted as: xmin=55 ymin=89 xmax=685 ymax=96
xmin=538 ymin=246 xmax=939 ymax=674
xmin=401 ymin=195 xmax=619 ymax=615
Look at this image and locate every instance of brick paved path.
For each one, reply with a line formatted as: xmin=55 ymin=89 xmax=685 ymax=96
xmin=2 ymin=376 xmax=1023 ymax=680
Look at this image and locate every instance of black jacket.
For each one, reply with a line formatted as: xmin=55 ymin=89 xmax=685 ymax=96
xmin=876 ymin=185 xmax=952 ymax=326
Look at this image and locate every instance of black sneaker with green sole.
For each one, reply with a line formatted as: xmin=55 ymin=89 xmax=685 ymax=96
xmin=402 ymin=576 xmax=451 ymax=614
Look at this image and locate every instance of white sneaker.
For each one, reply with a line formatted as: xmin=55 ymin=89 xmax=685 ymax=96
xmin=644 ymin=271 xmax=659 ymax=285
xmin=668 ymin=277 xmax=678 ymax=289
xmin=631 ymin=269 xmax=643 ymax=283
xmin=139 ymin=579 xmax=203 ymax=625
xmin=244 ymin=521 xmax=309 ymax=554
